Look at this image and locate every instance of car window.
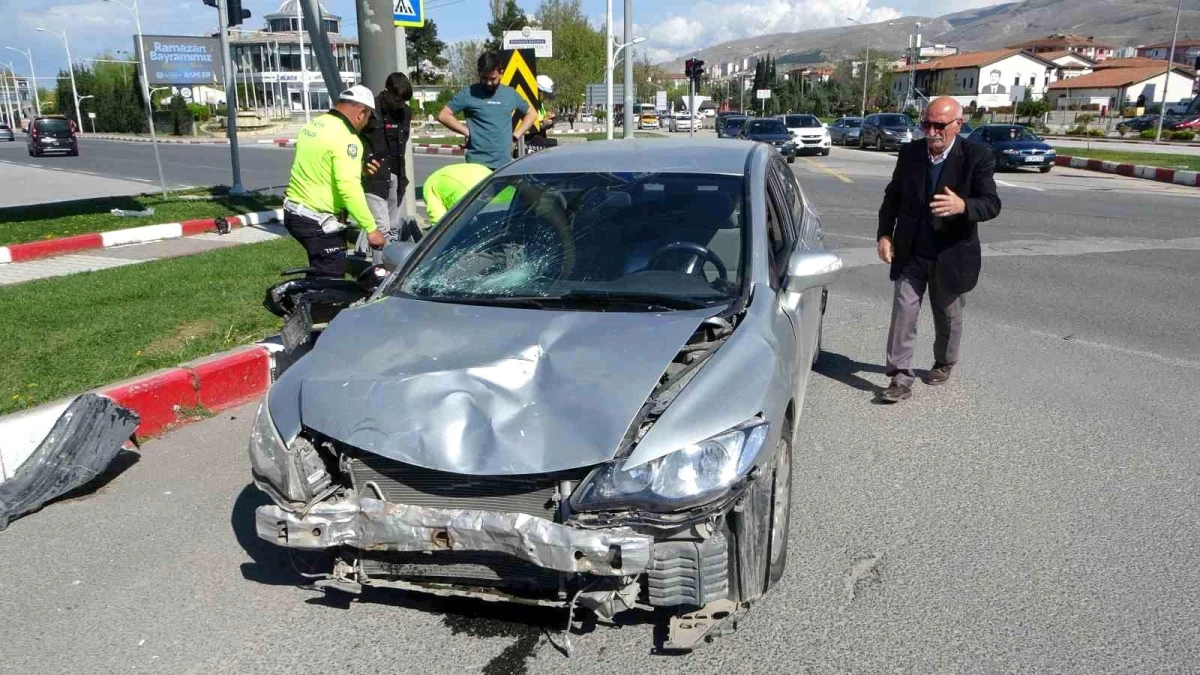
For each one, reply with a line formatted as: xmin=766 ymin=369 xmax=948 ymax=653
xmin=748 ymin=119 xmax=788 ymax=134
xmin=765 ymin=162 xmax=797 ymax=285
xmin=878 ymin=114 xmax=910 ymax=126
xmin=845 ymin=119 xmax=862 ymax=128
xmin=395 ymin=172 xmax=746 ymax=305
xmin=785 ymin=114 xmax=820 ymax=128
xmin=37 ymin=119 xmax=72 ymax=135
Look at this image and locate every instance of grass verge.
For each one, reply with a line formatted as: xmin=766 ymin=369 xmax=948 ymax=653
xmin=0 ymin=187 xmax=284 ymax=246
xmin=1057 ymin=148 xmax=1200 ymax=172
xmin=0 ymin=237 xmax=303 ymax=414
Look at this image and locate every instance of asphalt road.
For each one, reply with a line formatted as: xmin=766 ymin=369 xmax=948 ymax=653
xmin=2 ymin=137 xmax=1199 ymax=673
xmin=0 ymin=137 xmax=460 ymax=195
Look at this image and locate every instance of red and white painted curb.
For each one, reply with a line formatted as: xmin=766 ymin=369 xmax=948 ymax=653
xmin=1055 ymin=155 xmax=1200 ymax=188
xmin=0 ymin=209 xmax=284 ymax=265
xmin=0 ymin=342 xmax=279 ymax=480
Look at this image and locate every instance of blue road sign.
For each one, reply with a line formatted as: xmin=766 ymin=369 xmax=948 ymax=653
xmin=393 ymin=0 xmax=424 ymax=28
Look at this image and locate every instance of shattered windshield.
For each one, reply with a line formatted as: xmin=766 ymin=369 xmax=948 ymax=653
xmin=393 ymin=172 xmax=746 ymax=309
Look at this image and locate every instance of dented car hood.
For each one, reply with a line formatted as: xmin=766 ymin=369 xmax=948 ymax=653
xmin=268 ymin=296 xmax=718 ymax=475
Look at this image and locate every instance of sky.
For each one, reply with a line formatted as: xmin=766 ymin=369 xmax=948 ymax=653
xmin=5 ymin=0 xmax=1007 ymax=80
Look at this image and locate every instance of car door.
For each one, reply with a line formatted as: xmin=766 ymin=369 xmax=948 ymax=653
xmin=829 ymin=119 xmax=843 ymax=143
xmin=764 ymin=158 xmax=809 ymax=382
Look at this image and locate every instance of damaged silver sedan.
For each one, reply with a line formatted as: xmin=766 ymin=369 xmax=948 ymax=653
xmin=249 ymin=139 xmax=843 ymax=651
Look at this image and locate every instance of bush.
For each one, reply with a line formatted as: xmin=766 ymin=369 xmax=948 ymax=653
xmin=1075 ymin=114 xmax=1095 ymax=126
xmin=1140 ymin=129 xmax=1158 ymax=140
xmin=1170 ymin=130 xmax=1196 ymax=141
xmin=1065 ymin=125 xmax=1088 ymax=136
xmin=187 ymin=103 xmax=211 ymax=122
xmin=1087 ymin=128 xmax=1105 ymax=137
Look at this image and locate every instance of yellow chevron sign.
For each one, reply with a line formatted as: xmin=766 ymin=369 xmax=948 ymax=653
xmin=500 ymin=48 xmax=541 ymax=131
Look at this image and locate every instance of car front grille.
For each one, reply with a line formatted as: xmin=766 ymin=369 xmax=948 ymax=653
xmin=346 ymin=454 xmax=564 ymax=518
xmin=360 ymin=550 xmax=563 ymax=592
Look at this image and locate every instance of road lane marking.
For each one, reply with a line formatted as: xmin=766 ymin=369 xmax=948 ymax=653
xmin=996 ymin=179 xmax=1045 ymax=192
xmin=800 ymin=158 xmax=854 ymax=184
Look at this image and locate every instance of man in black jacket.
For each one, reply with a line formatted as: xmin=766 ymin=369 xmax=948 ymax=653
xmin=359 ymin=72 xmax=413 ymax=256
xmin=876 ymin=96 xmax=1002 ymax=402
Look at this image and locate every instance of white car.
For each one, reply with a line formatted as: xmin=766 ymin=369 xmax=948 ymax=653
xmin=670 ymin=113 xmax=699 ymax=132
xmin=783 ymin=114 xmax=831 ymax=156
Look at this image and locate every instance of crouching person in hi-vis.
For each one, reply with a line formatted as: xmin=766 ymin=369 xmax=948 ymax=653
xmin=283 ymin=85 xmax=384 ymax=278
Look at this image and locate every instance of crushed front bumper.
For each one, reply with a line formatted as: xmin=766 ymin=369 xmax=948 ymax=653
xmin=256 ymin=496 xmax=653 ymax=576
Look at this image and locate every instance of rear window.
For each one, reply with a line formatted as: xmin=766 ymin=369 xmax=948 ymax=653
xmin=747 ymin=119 xmax=787 ymax=134
xmin=37 ymin=119 xmax=72 ymax=135
xmin=785 ymin=115 xmax=820 ymax=128
xmin=844 ymin=119 xmax=862 ymax=128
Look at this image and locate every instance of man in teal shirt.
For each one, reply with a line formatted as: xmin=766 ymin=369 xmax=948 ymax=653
xmin=437 ymin=50 xmax=538 ymax=169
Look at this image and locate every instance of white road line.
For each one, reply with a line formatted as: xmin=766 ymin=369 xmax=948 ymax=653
xmin=996 ymin=179 xmax=1045 ymax=192
xmin=995 ymin=323 xmax=1200 ymax=371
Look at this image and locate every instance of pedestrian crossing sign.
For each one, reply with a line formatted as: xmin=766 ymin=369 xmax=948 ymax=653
xmin=394 ymin=0 xmax=424 ymax=28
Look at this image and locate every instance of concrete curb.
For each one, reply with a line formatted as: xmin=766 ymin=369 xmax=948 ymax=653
xmin=1043 ymin=134 xmax=1200 ymax=148
xmin=0 ymin=209 xmax=284 ymax=265
xmin=87 ymin=134 xmax=232 ymax=145
xmin=0 ymin=342 xmax=275 ymax=480
xmin=1055 ymin=154 xmax=1200 ymax=188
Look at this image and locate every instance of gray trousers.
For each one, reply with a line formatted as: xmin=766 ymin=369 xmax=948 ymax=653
xmin=885 ymin=258 xmax=965 ymax=386
xmin=358 ymin=173 xmax=403 ymax=262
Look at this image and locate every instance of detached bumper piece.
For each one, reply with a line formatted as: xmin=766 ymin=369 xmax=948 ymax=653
xmin=256 ymin=496 xmax=653 ymax=576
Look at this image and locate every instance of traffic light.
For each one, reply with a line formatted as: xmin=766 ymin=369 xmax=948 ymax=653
xmin=203 ymin=0 xmax=251 ymax=27
xmin=684 ymin=59 xmax=694 ymax=79
xmin=690 ymin=59 xmax=705 ymax=86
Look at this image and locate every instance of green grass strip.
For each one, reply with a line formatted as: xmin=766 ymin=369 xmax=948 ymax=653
xmin=1060 ymin=148 xmax=1200 ymax=173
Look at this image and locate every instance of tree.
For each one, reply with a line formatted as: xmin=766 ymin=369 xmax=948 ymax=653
xmin=446 ymin=39 xmax=487 ymax=86
xmin=534 ymin=0 xmax=585 ymax=31
xmin=407 ymin=20 xmax=449 ymax=84
xmin=1016 ymin=88 xmax=1050 ymax=122
xmin=487 ymin=0 xmax=527 ymax=51
xmin=534 ymin=5 xmax=604 ymax=111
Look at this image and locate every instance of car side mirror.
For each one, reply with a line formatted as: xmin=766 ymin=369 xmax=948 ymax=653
xmin=382 ymin=241 xmax=417 ymax=271
xmin=785 ymin=250 xmax=843 ymax=294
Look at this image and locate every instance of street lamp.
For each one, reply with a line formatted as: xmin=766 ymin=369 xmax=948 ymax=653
xmin=1154 ymin=0 xmax=1184 ymax=144
xmin=103 ymin=0 xmax=168 ymax=200
xmin=77 ymin=94 xmax=95 ymax=132
xmin=4 ymin=47 xmax=39 ymax=116
xmin=847 ymin=18 xmax=894 ymax=118
xmin=36 ymin=28 xmax=84 ymax=133
xmin=605 ymin=30 xmax=645 ymax=140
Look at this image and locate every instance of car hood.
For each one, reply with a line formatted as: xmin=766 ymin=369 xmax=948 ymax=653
xmin=267 ymin=296 xmax=719 ymax=475
xmin=790 ymin=127 xmax=824 ymax=134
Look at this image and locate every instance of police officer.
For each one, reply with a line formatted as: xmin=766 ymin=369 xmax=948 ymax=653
xmin=283 ymin=85 xmax=384 ymax=278
xmin=522 ymin=75 xmax=558 ymax=155
xmin=421 ymin=162 xmax=493 ymax=228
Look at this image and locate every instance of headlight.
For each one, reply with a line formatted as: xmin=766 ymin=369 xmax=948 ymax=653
xmin=248 ymin=400 xmax=332 ymax=507
xmin=571 ymin=420 xmax=770 ymax=512
xmin=1003 ymin=148 xmax=1020 ymax=154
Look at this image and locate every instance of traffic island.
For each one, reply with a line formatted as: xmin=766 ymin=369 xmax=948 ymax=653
xmin=1055 ymin=153 xmax=1200 ymax=188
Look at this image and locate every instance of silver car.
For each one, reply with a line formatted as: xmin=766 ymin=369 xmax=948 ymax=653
xmin=0 ymin=124 xmax=14 ymax=142
xmin=249 ymin=139 xmax=843 ymax=651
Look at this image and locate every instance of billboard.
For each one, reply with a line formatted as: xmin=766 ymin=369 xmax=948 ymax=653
xmin=136 ymin=35 xmax=222 ymax=86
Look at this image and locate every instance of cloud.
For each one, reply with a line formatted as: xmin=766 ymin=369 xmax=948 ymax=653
xmin=636 ymin=0 xmax=906 ymax=63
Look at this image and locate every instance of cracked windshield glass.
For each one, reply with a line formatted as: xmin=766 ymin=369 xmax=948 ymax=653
xmin=393 ymin=172 xmax=746 ymax=309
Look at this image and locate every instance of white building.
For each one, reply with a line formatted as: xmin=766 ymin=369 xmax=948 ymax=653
xmin=1136 ymin=40 xmax=1200 ymax=69
xmin=1041 ymin=51 xmax=1097 ymax=80
xmin=223 ymin=0 xmax=361 ymax=115
xmin=1046 ymin=63 xmax=1196 ymax=111
xmin=891 ymin=48 xmax=1060 ymax=109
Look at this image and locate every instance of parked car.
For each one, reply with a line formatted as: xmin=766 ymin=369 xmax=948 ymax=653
xmin=782 ymin=114 xmax=831 ymax=156
xmin=968 ymin=124 xmax=1056 ymax=173
xmin=670 ymin=112 xmax=699 ymax=132
xmin=736 ymin=117 xmax=799 ymax=162
xmin=719 ymin=115 xmax=748 ymax=139
xmin=860 ymin=113 xmax=920 ymax=151
xmin=0 ymin=124 xmax=14 ymax=142
xmin=958 ymin=121 xmax=976 ymax=139
xmin=248 ymin=139 xmax=842 ymax=653
xmin=638 ymin=111 xmax=660 ymax=130
xmin=828 ymin=117 xmax=863 ymax=145
xmin=26 ymin=115 xmax=79 ymax=157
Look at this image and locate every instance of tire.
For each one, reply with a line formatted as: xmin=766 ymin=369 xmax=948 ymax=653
xmin=787 ymin=154 xmax=795 ymax=164
xmin=766 ymin=426 xmax=794 ymax=587
xmin=1039 ymin=165 xmax=1052 ymax=173
xmin=821 ymin=148 xmax=830 ymax=156
xmin=876 ymin=136 xmax=885 ymax=151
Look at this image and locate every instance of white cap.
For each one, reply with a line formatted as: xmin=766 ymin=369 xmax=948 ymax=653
xmin=337 ymin=85 xmax=375 ymax=110
xmin=536 ymin=75 xmax=554 ymax=94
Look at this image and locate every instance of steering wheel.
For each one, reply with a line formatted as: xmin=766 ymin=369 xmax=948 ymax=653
xmin=647 ymin=241 xmax=728 ymax=282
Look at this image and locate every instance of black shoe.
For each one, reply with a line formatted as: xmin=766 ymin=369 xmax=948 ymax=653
xmin=879 ymin=381 xmax=912 ymax=403
xmin=926 ymin=364 xmax=953 ymax=386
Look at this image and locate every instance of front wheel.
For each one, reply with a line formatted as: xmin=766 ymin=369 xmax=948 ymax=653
xmin=766 ymin=427 xmax=794 ymax=586
xmin=876 ymin=136 xmax=885 ymax=151
xmin=1039 ymin=165 xmax=1052 ymax=173
xmin=787 ymin=154 xmax=795 ymax=164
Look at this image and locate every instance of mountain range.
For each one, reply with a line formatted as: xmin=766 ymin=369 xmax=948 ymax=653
xmin=657 ymin=0 xmax=1200 ymax=71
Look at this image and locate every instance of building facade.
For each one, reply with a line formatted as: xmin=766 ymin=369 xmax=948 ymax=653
xmin=1007 ymin=34 xmax=1116 ymax=62
xmin=890 ymin=49 xmax=1059 ymax=109
xmin=223 ymin=0 xmax=361 ymax=115
xmin=1136 ymin=40 xmax=1200 ymax=69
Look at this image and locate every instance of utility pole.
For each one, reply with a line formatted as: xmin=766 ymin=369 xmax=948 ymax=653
xmin=622 ymin=0 xmax=634 ymax=138
xmin=5 ymin=48 xmax=40 ymax=116
xmin=605 ymin=0 xmax=614 ymax=139
xmin=1 ymin=66 xmax=16 ymax=129
xmin=1154 ymin=0 xmax=1184 ymax=143
xmin=298 ymin=0 xmax=310 ymax=121
xmin=216 ymin=0 xmax=247 ymax=195
xmin=105 ymin=0 xmax=167 ymax=199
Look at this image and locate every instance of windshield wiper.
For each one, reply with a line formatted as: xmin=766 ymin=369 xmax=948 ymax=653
xmin=545 ymin=290 xmax=715 ymax=310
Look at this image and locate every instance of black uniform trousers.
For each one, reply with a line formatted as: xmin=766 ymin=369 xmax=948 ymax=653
xmin=284 ymin=210 xmax=348 ymax=278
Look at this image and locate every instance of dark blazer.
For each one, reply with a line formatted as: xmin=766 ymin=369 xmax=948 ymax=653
xmin=877 ymin=138 xmax=1001 ymax=295
xmin=362 ymin=96 xmax=412 ymax=201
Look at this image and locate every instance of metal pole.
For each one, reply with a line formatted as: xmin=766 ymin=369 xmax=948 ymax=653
xmin=216 ymin=0 xmax=246 ymax=195
xmin=861 ymin=39 xmax=870 ymax=118
xmin=6 ymin=48 xmax=40 ymax=115
xmin=394 ymin=25 xmax=417 ymax=222
xmin=298 ymin=0 xmax=310 ymax=121
xmin=1154 ymin=0 xmax=1184 ymax=143
xmin=688 ymin=76 xmax=695 ymax=139
xmin=622 ymin=0 xmax=634 ymax=138
xmin=62 ymin=33 xmax=83 ymax=132
xmin=115 ymin=0 xmax=169 ymax=199
xmin=605 ymin=0 xmax=613 ymax=139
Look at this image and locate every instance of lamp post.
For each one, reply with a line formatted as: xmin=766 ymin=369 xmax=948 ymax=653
xmin=847 ymin=18 xmax=895 ymax=118
xmin=78 ymin=94 xmax=95 ymax=132
xmin=1154 ymin=0 xmax=1184 ymax=144
xmin=0 ymin=63 xmax=17 ymax=128
xmin=36 ymin=28 xmax=84 ymax=132
xmin=104 ymin=0 xmax=168 ymax=200
xmin=605 ymin=32 xmax=645 ymax=140
xmin=4 ymin=47 xmax=39 ymax=116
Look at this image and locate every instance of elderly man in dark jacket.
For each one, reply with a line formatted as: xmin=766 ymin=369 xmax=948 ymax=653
xmin=876 ymin=96 xmax=1001 ymax=402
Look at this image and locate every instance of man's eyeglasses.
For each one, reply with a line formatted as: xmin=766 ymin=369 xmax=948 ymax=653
xmin=921 ymin=119 xmax=959 ymax=131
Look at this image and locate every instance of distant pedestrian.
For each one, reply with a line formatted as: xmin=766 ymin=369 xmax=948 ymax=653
xmin=436 ymin=50 xmax=539 ymax=170
xmin=875 ymin=96 xmax=1002 ymax=402
xmin=568 ymin=111 xmax=575 ymax=130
